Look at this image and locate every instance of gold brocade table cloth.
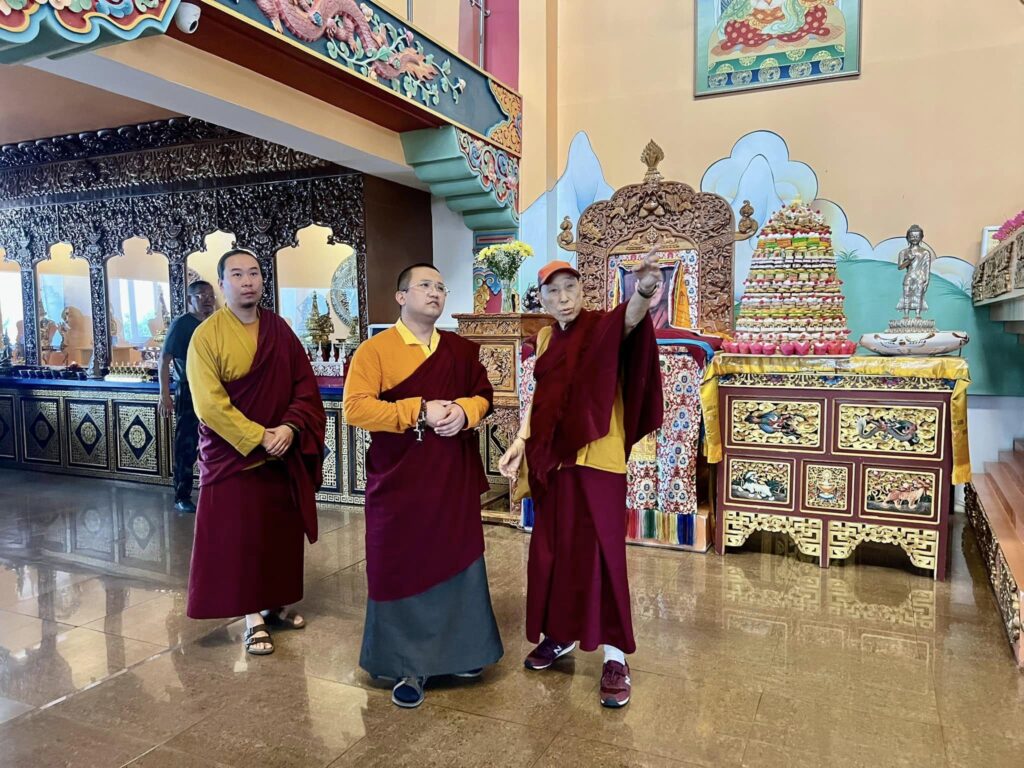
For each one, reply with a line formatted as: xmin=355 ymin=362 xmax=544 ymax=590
xmin=700 ymin=355 xmax=971 ymax=485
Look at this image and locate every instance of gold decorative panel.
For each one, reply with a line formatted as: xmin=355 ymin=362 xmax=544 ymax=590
xmin=483 ymin=422 xmax=510 ymax=476
xmin=837 ymin=403 xmax=940 ymax=457
xmin=803 ymin=463 xmax=851 ymax=514
xmin=478 ymin=342 xmax=516 ymax=396
xmin=67 ymin=400 xmax=109 ymax=470
xmin=0 ymin=394 xmax=14 ymax=459
xmin=347 ymin=424 xmax=369 ymax=496
xmin=729 ymin=398 xmax=822 ymax=450
xmin=21 ymin=397 xmax=60 ymax=464
xmin=863 ymin=467 xmax=937 ymax=521
xmin=727 ymin=457 xmax=793 ymax=509
xmin=115 ymin=402 xmax=160 ymax=475
xmin=724 ymin=509 xmax=822 ymax=558
xmin=829 ymin=521 xmax=940 ymax=574
xmin=321 ymin=411 xmax=339 ymax=492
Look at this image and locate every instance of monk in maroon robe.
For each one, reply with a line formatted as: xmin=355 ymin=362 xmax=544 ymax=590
xmin=186 ymin=249 xmax=326 ymax=656
xmin=345 ymin=264 xmax=502 ymax=709
xmin=500 ymin=249 xmax=664 ymax=708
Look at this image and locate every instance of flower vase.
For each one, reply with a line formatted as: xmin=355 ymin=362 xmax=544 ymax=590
xmin=499 ymin=277 xmax=518 ymax=314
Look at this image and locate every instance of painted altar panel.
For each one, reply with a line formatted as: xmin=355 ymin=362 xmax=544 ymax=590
xmin=726 ymin=456 xmax=794 ymax=511
xmin=861 ymin=466 xmax=941 ymax=524
xmin=835 ymin=402 xmax=942 ymax=460
xmin=727 ymin=396 xmax=824 ymax=452
xmin=801 ymin=461 xmax=853 ymax=516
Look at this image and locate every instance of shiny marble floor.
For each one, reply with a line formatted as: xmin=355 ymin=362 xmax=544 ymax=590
xmin=0 ymin=468 xmax=1021 ymax=768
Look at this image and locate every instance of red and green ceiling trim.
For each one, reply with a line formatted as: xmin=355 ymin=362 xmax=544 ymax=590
xmin=0 ymin=0 xmax=180 ymax=64
xmin=401 ymin=126 xmax=519 ymax=233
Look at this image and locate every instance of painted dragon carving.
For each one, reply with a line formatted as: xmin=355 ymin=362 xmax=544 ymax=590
xmin=856 ymin=415 xmax=920 ymax=446
xmin=255 ymin=0 xmax=435 ymax=81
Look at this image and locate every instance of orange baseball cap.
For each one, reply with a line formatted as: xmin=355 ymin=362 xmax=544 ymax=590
xmin=537 ymin=260 xmax=581 ymax=286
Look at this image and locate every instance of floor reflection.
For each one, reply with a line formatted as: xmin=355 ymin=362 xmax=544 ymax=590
xmin=0 ymin=468 xmax=1021 ymax=767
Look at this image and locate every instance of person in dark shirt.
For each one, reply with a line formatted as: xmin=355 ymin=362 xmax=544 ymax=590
xmin=159 ymin=280 xmax=217 ymax=513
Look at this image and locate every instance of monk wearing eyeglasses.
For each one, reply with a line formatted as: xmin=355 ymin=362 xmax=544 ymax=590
xmin=499 ymin=246 xmax=664 ymax=708
xmin=344 ymin=263 xmax=503 ymax=709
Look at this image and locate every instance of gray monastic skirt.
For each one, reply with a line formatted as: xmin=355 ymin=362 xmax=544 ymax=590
xmin=359 ymin=555 xmax=504 ymax=679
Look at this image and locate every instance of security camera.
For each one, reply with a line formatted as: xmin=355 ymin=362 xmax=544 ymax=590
xmin=175 ymin=2 xmax=201 ymax=34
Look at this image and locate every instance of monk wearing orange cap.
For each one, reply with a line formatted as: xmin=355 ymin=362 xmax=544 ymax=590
xmin=498 ymin=246 xmax=664 ymax=708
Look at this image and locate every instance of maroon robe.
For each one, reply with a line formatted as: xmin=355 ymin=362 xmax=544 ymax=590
xmin=525 ymin=304 xmax=663 ymax=652
xmin=363 ymin=332 xmax=493 ymax=602
xmin=187 ymin=310 xmax=326 ymax=619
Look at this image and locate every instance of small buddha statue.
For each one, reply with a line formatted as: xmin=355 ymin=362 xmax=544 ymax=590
xmin=896 ymin=225 xmax=935 ymax=320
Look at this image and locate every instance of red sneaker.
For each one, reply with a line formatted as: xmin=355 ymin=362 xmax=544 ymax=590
xmin=524 ymin=638 xmax=577 ymax=670
xmin=600 ymin=660 xmax=631 ymax=708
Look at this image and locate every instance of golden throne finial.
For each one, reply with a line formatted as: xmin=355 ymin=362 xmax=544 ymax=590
xmin=641 ymin=140 xmax=665 ymax=182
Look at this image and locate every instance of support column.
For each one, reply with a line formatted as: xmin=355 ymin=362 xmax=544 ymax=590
xmin=86 ymin=258 xmax=111 ymax=380
xmin=18 ymin=264 xmax=39 ymax=366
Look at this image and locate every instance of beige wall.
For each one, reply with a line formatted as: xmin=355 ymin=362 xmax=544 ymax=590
xmin=519 ymin=0 xmax=560 ymax=244
xmin=380 ymin=0 xmax=462 ymax=53
xmin=520 ymin=0 xmax=1024 ymax=263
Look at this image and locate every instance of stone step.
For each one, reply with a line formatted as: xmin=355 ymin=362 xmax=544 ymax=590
xmin=984 ymin=462 xmax=1024 ymax=541
xmin=1016 ymin=437 xmax=1024 ymax=454
xmin=972 ymin=475 xmax=1024 ymax=590
xmin=998 ymin=450 xmax=1024 ymax=488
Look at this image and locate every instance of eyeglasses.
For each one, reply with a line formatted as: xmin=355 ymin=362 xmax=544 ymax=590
xmin=402 ymin=280 xmax=450 ymax=296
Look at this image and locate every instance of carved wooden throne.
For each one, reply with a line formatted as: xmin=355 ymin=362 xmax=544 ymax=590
xmin=558 ymin=140 xmax=755 ymax=332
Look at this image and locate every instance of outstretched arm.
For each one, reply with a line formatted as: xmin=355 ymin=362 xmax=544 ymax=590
xmin=624 ymin=243 xmax=662 ymax=336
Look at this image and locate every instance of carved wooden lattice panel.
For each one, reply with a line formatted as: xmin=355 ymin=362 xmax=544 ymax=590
xmin=828 ymin=521 xmax=939 ymax=573
xmin=724 ymin=509 xmax=822 ymax=559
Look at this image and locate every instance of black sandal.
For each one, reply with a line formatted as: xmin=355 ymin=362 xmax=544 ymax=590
xmin=244 ymin=623 xmax=274 ymax=655
xmin=263 ymin=608 xmax=305 ymax=630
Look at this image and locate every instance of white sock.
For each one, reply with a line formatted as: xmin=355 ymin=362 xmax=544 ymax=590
xmin=603 ymin=645 xmax=626 ymax=665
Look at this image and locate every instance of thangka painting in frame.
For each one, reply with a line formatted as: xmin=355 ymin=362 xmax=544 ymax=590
xmin=695 ymin=0 xmax=862 ymax=97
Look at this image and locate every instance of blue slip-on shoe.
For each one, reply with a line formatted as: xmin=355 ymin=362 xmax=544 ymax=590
xmin=392 ymin=676 xmax=426 ymax=708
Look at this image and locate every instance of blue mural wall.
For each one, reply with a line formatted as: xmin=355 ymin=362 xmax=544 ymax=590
xmin=518 ymin=130 xmax=1023 ymax=396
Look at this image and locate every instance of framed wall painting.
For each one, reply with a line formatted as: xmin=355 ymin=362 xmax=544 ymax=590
xmin=695 ymin=0 xmax=862 ymax=97
xmin=980 ymin=226 xmax=1000 ymax=259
